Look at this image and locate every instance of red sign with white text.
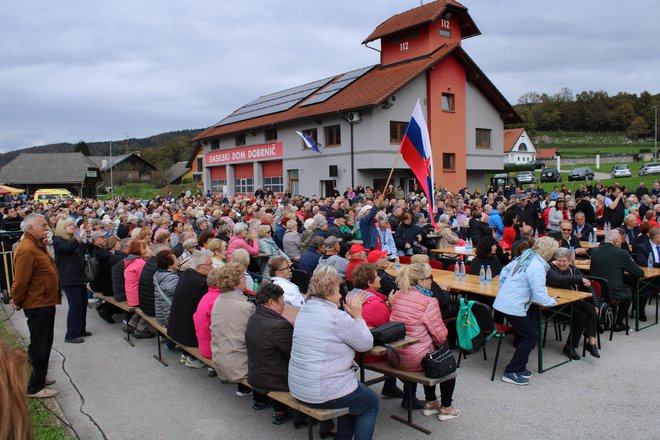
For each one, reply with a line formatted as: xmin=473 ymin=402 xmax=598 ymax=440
xmin=205 ymin=142 xmax=283 ymax=165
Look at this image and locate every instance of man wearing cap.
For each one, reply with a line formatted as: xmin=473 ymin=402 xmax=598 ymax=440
xmin=368 ymin=249 xmax=397 ymax=296
xmin=357 ymin=196 xmax=385 ymax=250
xmin=519 ymin=194 xmax=538 ymax=231
xmin=297 ymin=236 xmax=326 ymax=277
xmin=326 ymin=212 xmax=351 ymax=256
xmin=346 ymin=244 xmax=368 ymax=282
xmin=318 ymin=236 xmax=349 ymax=278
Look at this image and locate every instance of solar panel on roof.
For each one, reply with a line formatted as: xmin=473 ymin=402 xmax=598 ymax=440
xmin=216 ymin=76 xmax=334 ymax=126
xmin=300 ymin=65 xmax=375 ymax=107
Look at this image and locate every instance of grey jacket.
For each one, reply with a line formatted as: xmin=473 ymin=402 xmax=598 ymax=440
xmin=318 ymin=254 xmax=349 ymax=278
xmin=153 ymin=270 xmax=180 ymax=327
xmin=282 ymin=230 xmax=302 ymax=259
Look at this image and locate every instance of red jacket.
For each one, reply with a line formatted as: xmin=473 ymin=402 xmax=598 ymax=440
xmin=346 ymin=257 xmax=367 ymax=281
xmin=390 ymin=287 xmax=447 ymax=372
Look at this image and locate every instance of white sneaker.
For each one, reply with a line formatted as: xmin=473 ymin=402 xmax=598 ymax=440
xmin=438 ymin=406 xmax=461 ymax=422
xmin=184 ymin=357 xmax=205 ymax=369
xmin=180 ymin=354 xmax=189 ymax=364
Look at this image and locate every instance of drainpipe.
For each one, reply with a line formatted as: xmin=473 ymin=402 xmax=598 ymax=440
xmin=339 ymin=113 xmax=355 ymax=188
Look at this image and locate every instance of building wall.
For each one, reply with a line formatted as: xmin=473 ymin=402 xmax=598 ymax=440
xmin=465 ymin=80 xmax=504 ymax=171
xmin=380 ymin=17 xmax=461 ymax=66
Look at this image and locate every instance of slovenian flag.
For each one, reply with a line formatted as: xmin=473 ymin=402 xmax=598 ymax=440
xmin=296 ymin=131 xmax=321 ymax=154
xmin=399 ymin=100 xmax=437 ymax=227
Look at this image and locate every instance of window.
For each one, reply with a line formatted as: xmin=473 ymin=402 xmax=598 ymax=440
xmin=518 ymin=142 xmax=527 ymax=151
xmin=235 ymin=134 xmax=246 ymax=146
xmin=265 ymin=128 xmax=277 ymax=141
xmin=235 ymin=178 xmax=254 ymax=194
xmin=476 ymin=128 xmax=492 ymax=149
xmin=192 ymin=174 xmax=202 ymax=183
xmin=263 ymin=176 xmax=284 ymax=193
xmin=442 ymin=153 xmax=455 ymax=170
xmin=324 ymin=125 xmax=341 ymax=147
xmin=301 ymin=128 xmax=317 ymax=150
xmin=196 ymin=157 xmax=203 ymax=172
xmin=390 ymin=121 xmax=407 ymax=144
xmin=442 ymin=93 xmax=454 ymax=112
xmin=210 ymin=179 xmax=226 ymax=194
xmin=210 ymin=139 xmax=220 ymax=150
xmin=439 ymin=29 xmax=451 ymax=38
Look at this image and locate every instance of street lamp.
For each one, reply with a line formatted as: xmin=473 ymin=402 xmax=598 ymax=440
xmin=653 ymin=105 xmax=658 ymax=160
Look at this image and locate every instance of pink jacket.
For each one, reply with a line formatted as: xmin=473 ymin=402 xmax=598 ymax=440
xmin=226 ymin=235 xmax=259 ymax=261
xmin=193 ymin=286 xmax=221 ymax=359
xmin=389 ymin=288 xmax=448 ymax=372
xmin=124 ymin=256 xmax=147 ymax=307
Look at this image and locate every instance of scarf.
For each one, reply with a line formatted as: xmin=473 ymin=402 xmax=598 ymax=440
xmin=514 ymin=248 xmax=549 ymax=274
xmin=415 ymin=285 xmax=434 ymax=297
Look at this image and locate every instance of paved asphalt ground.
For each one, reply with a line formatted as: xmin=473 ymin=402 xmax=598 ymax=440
xmin=2 ymin=298 xmax=659 ymax=440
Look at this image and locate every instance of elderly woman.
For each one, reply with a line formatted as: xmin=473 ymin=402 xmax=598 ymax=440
xmin=258 ymin=224 xmax=289 ymax=281
xmin=341 ymin=215 xmax=362 ymax=241
xmin=358 ymin=197 xmax=384 ymax=250
xmin=546 ymin=248 xmax=600 ymax=359
xmin=548 ymin=199 xmax=570 ymax=232
xmin=230 ymin=248 xmax=257 ymax=291
xmin=435 ymin=214 xmax=460 ymax=250
xmin=299 ymin=218 xmax=317 ymax=252
xmin=377 ymin=215 xmax=397 ymax=260
xmin=494 ymin=237 xmax=559 ymax=386
xmin=207 ymin=238 xmax=227 ymax=268
xmin=193 ymin=267 xmax=223 ymax=363
xmin=123 ymin=240 xmax=154 ymax=338
xmin=282 ymin=219 xmax=302 ymax=260
xmin=390 ymin=263 xmax=460 ymax=420
xmin=289 ymin=271 xmax=378 ymax=439
xmin=153 ymin=249 xmax=180 ymax=328
xmin=394 ymin=213 xmax=422 ymax=256
xmin=468 ymin=209 xmax=491 ymax=247
xmin=268 ymin=256 xmax=304 ymax=307
xmin=210 ymin=263 xmax=256 ymax=397
xmin=53 ymin=217 xmax=89 ymax=343
xmin=176 ymin=237 xmax=198 ymax=271
xmin=227 ymin=222 xmax=260 ymax=261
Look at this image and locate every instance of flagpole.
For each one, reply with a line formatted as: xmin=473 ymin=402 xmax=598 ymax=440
xmin=382 ymin=152 xmax=401 ymax=195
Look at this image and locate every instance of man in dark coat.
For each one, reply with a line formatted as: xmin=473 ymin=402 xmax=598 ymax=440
xmin=519 ymin=195 xmax=538 ymax=231
xmin=572 ymin=212 xmax=595 ymax=242
xmin=557 ymin=221 xmax=588 ymax=258
xmin=297 ymin=236 xmax=325 ymax=277
xmin=590 ymin=230 xmax=644 ymax=330
xmin=111 ymin=239 xmax=131 ymax=302
xmin=603 ymin=187 xmax=625 ymax=228
xmin=137 ymin=249 xmax=163 ymax=317
xmin=167 ymin=250 xmax=213 ymax=347
xmin=326 ymin=212 xmax=351 ymax=256
xmin=89 ymin=232 xmax=123 ymax=323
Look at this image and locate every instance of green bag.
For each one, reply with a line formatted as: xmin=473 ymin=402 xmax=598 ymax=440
xmin=456 ymin=298 xmax=494 ymax=353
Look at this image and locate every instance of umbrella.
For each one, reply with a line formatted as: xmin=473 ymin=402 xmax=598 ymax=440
xmin=0 ymin=185 xmax=25 ymax=195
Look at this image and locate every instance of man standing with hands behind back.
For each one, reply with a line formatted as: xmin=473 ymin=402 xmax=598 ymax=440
xmin=10 ymin=214 xmax=62 ymax=398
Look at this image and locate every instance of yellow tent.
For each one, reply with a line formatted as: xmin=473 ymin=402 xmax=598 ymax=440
xmin=0 ymin=185 xmax=25 ymax=195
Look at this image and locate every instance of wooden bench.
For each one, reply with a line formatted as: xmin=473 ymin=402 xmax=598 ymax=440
xmin=238 ymin=379 xmax=348 ymax=440
xmin=94 ymin=292 xmax=136 ymax=346
xmin=365 ymin=361 xmax=457 ymax=435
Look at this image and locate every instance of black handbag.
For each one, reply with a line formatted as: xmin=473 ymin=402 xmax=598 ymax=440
xmin=421 ymin=342 xmax=456 ymax=378
xmin=370 ymin=322 xmax=406 ymax=346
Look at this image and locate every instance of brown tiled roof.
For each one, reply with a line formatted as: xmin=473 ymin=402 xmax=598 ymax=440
xmin=537 ymin=148 xmax=557 ymax=159
xmin=362 ymin=0 xmax=479 ymax=44
xmin=194 ymin=44 xmax=520 ymax=142
xmin=503 ymin=128 xmax=525 ymax=152
xmin=0 ymin=153 xmax=98 ymax=185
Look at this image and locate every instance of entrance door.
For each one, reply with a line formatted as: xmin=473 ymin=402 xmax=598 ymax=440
xmin=373 ymin=179 xmax=388 ymax=194
xmin=287 ymin=169 xmax=299 ymax=195
xmin=321 ymin=180 xmax=336 ymax=197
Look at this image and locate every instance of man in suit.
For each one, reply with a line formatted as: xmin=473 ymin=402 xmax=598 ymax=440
xmin=573 ymin=212 xmax=594 ymax=242
xmin=621 ymin=214 xmax=640 ymax=244
xmin=590 ymin=230 xmax=645 ymax=330
xmin=634 ymin=227 xmax=660 ymax=268
xmin=558 ymin=220 xmax=589 ymax=257
xmin=639 ymin=195 xmax=652 ymax=220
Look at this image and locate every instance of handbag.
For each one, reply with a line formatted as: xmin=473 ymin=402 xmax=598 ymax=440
xmin=421 ymin=342 xmax=457 ymax=378
xmin=370 ymin=322 xmax=406 ymax=346
xmin=85 ymin=251 xmax=99 ymax=282
xmin=412 ymin=241 xmax=428 ymax=254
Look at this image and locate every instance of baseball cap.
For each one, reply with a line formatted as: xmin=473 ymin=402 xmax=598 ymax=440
xmin=349 ymin=244 xmax=366 ymax=254
xmin=324 ymin=236 xmax=342 ymax=247
xmin=367 ymin=249 xmax=389 ymax=263
xmin=90 ymin=230 xmax=106 ymax=241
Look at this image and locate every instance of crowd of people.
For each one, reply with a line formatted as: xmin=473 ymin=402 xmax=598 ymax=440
xmin=4 ymin=177 xmax=659 ymax=438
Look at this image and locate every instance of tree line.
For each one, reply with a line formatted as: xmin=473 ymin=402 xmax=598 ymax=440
xmin=513 ymin=88 xmax=660 ymax=138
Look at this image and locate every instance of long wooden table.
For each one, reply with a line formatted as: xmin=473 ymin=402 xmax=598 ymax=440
xmin=434 ymin=270 xmax=591 ymax=373
xmin=357 ymin=336 xmax=419 ymax=383
xmin=579 ymin=241 xmax=600 ymax=249
xmin=431 ymin=247 xmax=476 ymax=257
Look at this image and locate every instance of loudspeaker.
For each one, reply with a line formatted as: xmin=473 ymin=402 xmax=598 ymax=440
xmin=329 ymin=165 xmax=338 ymax=177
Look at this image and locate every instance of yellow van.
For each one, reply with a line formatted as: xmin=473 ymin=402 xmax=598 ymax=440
xmin=33 ymin=188 xmax=73 ymax=202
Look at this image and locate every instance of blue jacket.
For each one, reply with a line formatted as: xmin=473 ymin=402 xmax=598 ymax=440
xmin=488 ymin=211 xmax=504 ymax=239
xmin=298 ymin=249 xmax=323 ymax=276
xmin=493 ymin=253 xmax=557 ymax=317
xmin=377 ymin=227 xmax=397 ymax=259
xmin=359 ymin=205 xmax=379 ymax=249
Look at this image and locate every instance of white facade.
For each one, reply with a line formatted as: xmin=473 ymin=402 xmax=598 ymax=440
xmin=504 ymin=129 xmax=536 ymax=164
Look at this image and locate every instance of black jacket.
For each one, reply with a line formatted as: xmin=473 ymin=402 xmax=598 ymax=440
xmin=167 ymin=269 xmax=209 ymax=347
xmin=245 ymin=306 xmax=293 ymax=394
xmin=468 ymin=218 xmax=491 ymax=246
xmin=574 ymin=200 xmax=597 ymax=226
xmin=558 ymin=234 xmax=583 ymax=250
xmin=590 ymin=243 xmax=644 ymax=301
xmin=394 ymin=222 xmax=421 ymax=249
xmin=634 ymin=239 xmax=660 ymax=268
xmin=52 ymin=236 xmax=86 ymax=287
xmin=326 ymin=224 xmax=350 ymax=256
xmin=546 ymin=264 xmax=600 ymax=307
xmin=138 ymin=256 xmax=158 ymax=317
xmin=573 ymin=222 xmax=594 ymax=242
xmin=111 ymin=252 xmax=128 ymax=301
xmin=468 ymin=255 xmax=503 ymax=278
xmin=89 ymin=245 xmax=119 ymax=296
xmin=377 ymin=268 xmax=398 ymax=297
xmin=116 ymin=223 xmax=130 ymax=239
xmin=520 ymin=203 xmax=538 ymax=230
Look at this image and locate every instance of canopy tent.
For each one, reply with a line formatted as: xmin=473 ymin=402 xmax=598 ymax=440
xmin=0 ymin=185 xmax=25 ymax=195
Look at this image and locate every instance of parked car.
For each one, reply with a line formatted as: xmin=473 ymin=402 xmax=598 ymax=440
xmin=611 ymin=164 xmax=632 ymax=178
xmin=490 ymin=173 xmax=516 ymax=189
xmin=516 ymin=171 xmax=537 ymax=185
xmin=639 ymin=163 xmax=660 ymax=176
xmin=541 ymin=167 xmax=561 ymax=183
xmin=531 ymin=160 xmax=545 ymax=170
xmin=568 ymin=167 xmax=595 ymax=181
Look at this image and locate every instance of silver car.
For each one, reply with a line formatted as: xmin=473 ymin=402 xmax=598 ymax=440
xmin=639 ymin=163 xmax=660 ymax=176
xmin=611 ymin=164 xmax=631 ymax=178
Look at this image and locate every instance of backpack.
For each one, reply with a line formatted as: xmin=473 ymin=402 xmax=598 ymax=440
xmin=85 ymin=251 xmax=100 ymax=282
xmin=456 ymin=299 xmax=494 ymax=353
xmin=598 ymin=302 xmax=614 ymax=333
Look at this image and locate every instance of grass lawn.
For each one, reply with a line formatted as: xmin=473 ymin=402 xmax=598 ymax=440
xmin=107 ymin=182 xmax=202 ymax=200
xmin=534 ymin=131 xmax=656 ymax=157
xmin=0 ymin=314 xmax=74 ymax=440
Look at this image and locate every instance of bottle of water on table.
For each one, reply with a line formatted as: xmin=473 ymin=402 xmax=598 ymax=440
xmin=486 ymin=265 xmax=492 ymax=283
xmin=479 ymin=265 xmax=485 ymax=283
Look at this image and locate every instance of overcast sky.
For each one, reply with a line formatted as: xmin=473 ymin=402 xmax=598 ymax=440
xmin=1 ymin=0 xmax=658 ymax=152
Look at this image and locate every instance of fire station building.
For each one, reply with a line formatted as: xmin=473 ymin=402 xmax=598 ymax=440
xmin=193 ymin=0 xmax=521 ymax=197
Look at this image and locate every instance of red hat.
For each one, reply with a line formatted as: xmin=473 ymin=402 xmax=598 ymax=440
xmin=367 ymin=249 xmax=389 ymax=263
xmin=349 ymin=244 xmax=366 ymax=254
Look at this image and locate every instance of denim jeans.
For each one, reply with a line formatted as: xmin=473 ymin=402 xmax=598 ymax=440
xmin=504 ymin=308 xmax=539 ymax=373
xmin=308 ymin=382 xmax=379 ymax=440
xmin=397 ymin=248 xmax=413 ymax=256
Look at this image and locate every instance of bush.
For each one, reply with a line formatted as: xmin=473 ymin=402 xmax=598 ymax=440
xmin=504 ymin=163 xmax=536 ymax=172
xmin=640 ymin=148 xmax=652 ymax=153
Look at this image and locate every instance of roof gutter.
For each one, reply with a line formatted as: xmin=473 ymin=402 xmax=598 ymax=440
xmin=363 ymin=42 xmax=381 ymax=54
xmin=339 ymin=112 xmax=355 ymax=188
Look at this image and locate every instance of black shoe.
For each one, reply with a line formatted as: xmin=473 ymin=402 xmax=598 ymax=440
xmin=613 ymin=323 xmax=629 ymax=332
xmin=381 ymin=385 xmax=405 ymax=398
xmin=82 ymin=331 xmax=92 ymax=337
xmin=586 ymin=344 xmax=600 ymax=359
xmin=98 ymin=309 xmax=115 ymax=324
xmin=133 ymin=330 xmax=155 ymax=339
xmin=401 ymin=397 xmax=425 ymax=410
xmin=639 ymin=314 xmax=648 ymax=322
xmin=562 ymin=345 xmax=580 ymax=360
xmin=65 ymin=337 xmax=85 ymax=344
xmin=272 ymin=409 xmax=293 ymax=425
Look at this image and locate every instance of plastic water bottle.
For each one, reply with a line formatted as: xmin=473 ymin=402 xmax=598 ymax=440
xmin=486 ymin=265 xmax=492 ymax=283
xmin=648 ymin=252 xmax=654 ymax=269
xmin=460 ymin=260 xmax=466 ymax=278
xmin=253 ymin=279 xmax=260 ymax=292
xmin=468 ymin=238 xmax=473 ymax=250
xmin=570 ymin=246 xmax=576 ymax=261
xmin=454 ymin=261 xmax=460 ymax=279
xmin=534 ymin=229 xmax=539 ymax=240
xmin=589 ymin=231 xmax=594 ymax=244
xmin=479 ymin=265 xmax=486 ymax=283
xmin=394 ymin=257 xmax=400 ymax=271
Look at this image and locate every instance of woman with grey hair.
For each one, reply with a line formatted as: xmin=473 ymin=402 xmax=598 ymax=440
xmin=227 ymin=222 xmax=260 ymax=261
xmin=282 ymin=219 xmax=302 ymax=260
xmin=546 ymin=247 xmax=600 ymax=359
xmin=435 ymin=214 xmax=459 ymax=250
